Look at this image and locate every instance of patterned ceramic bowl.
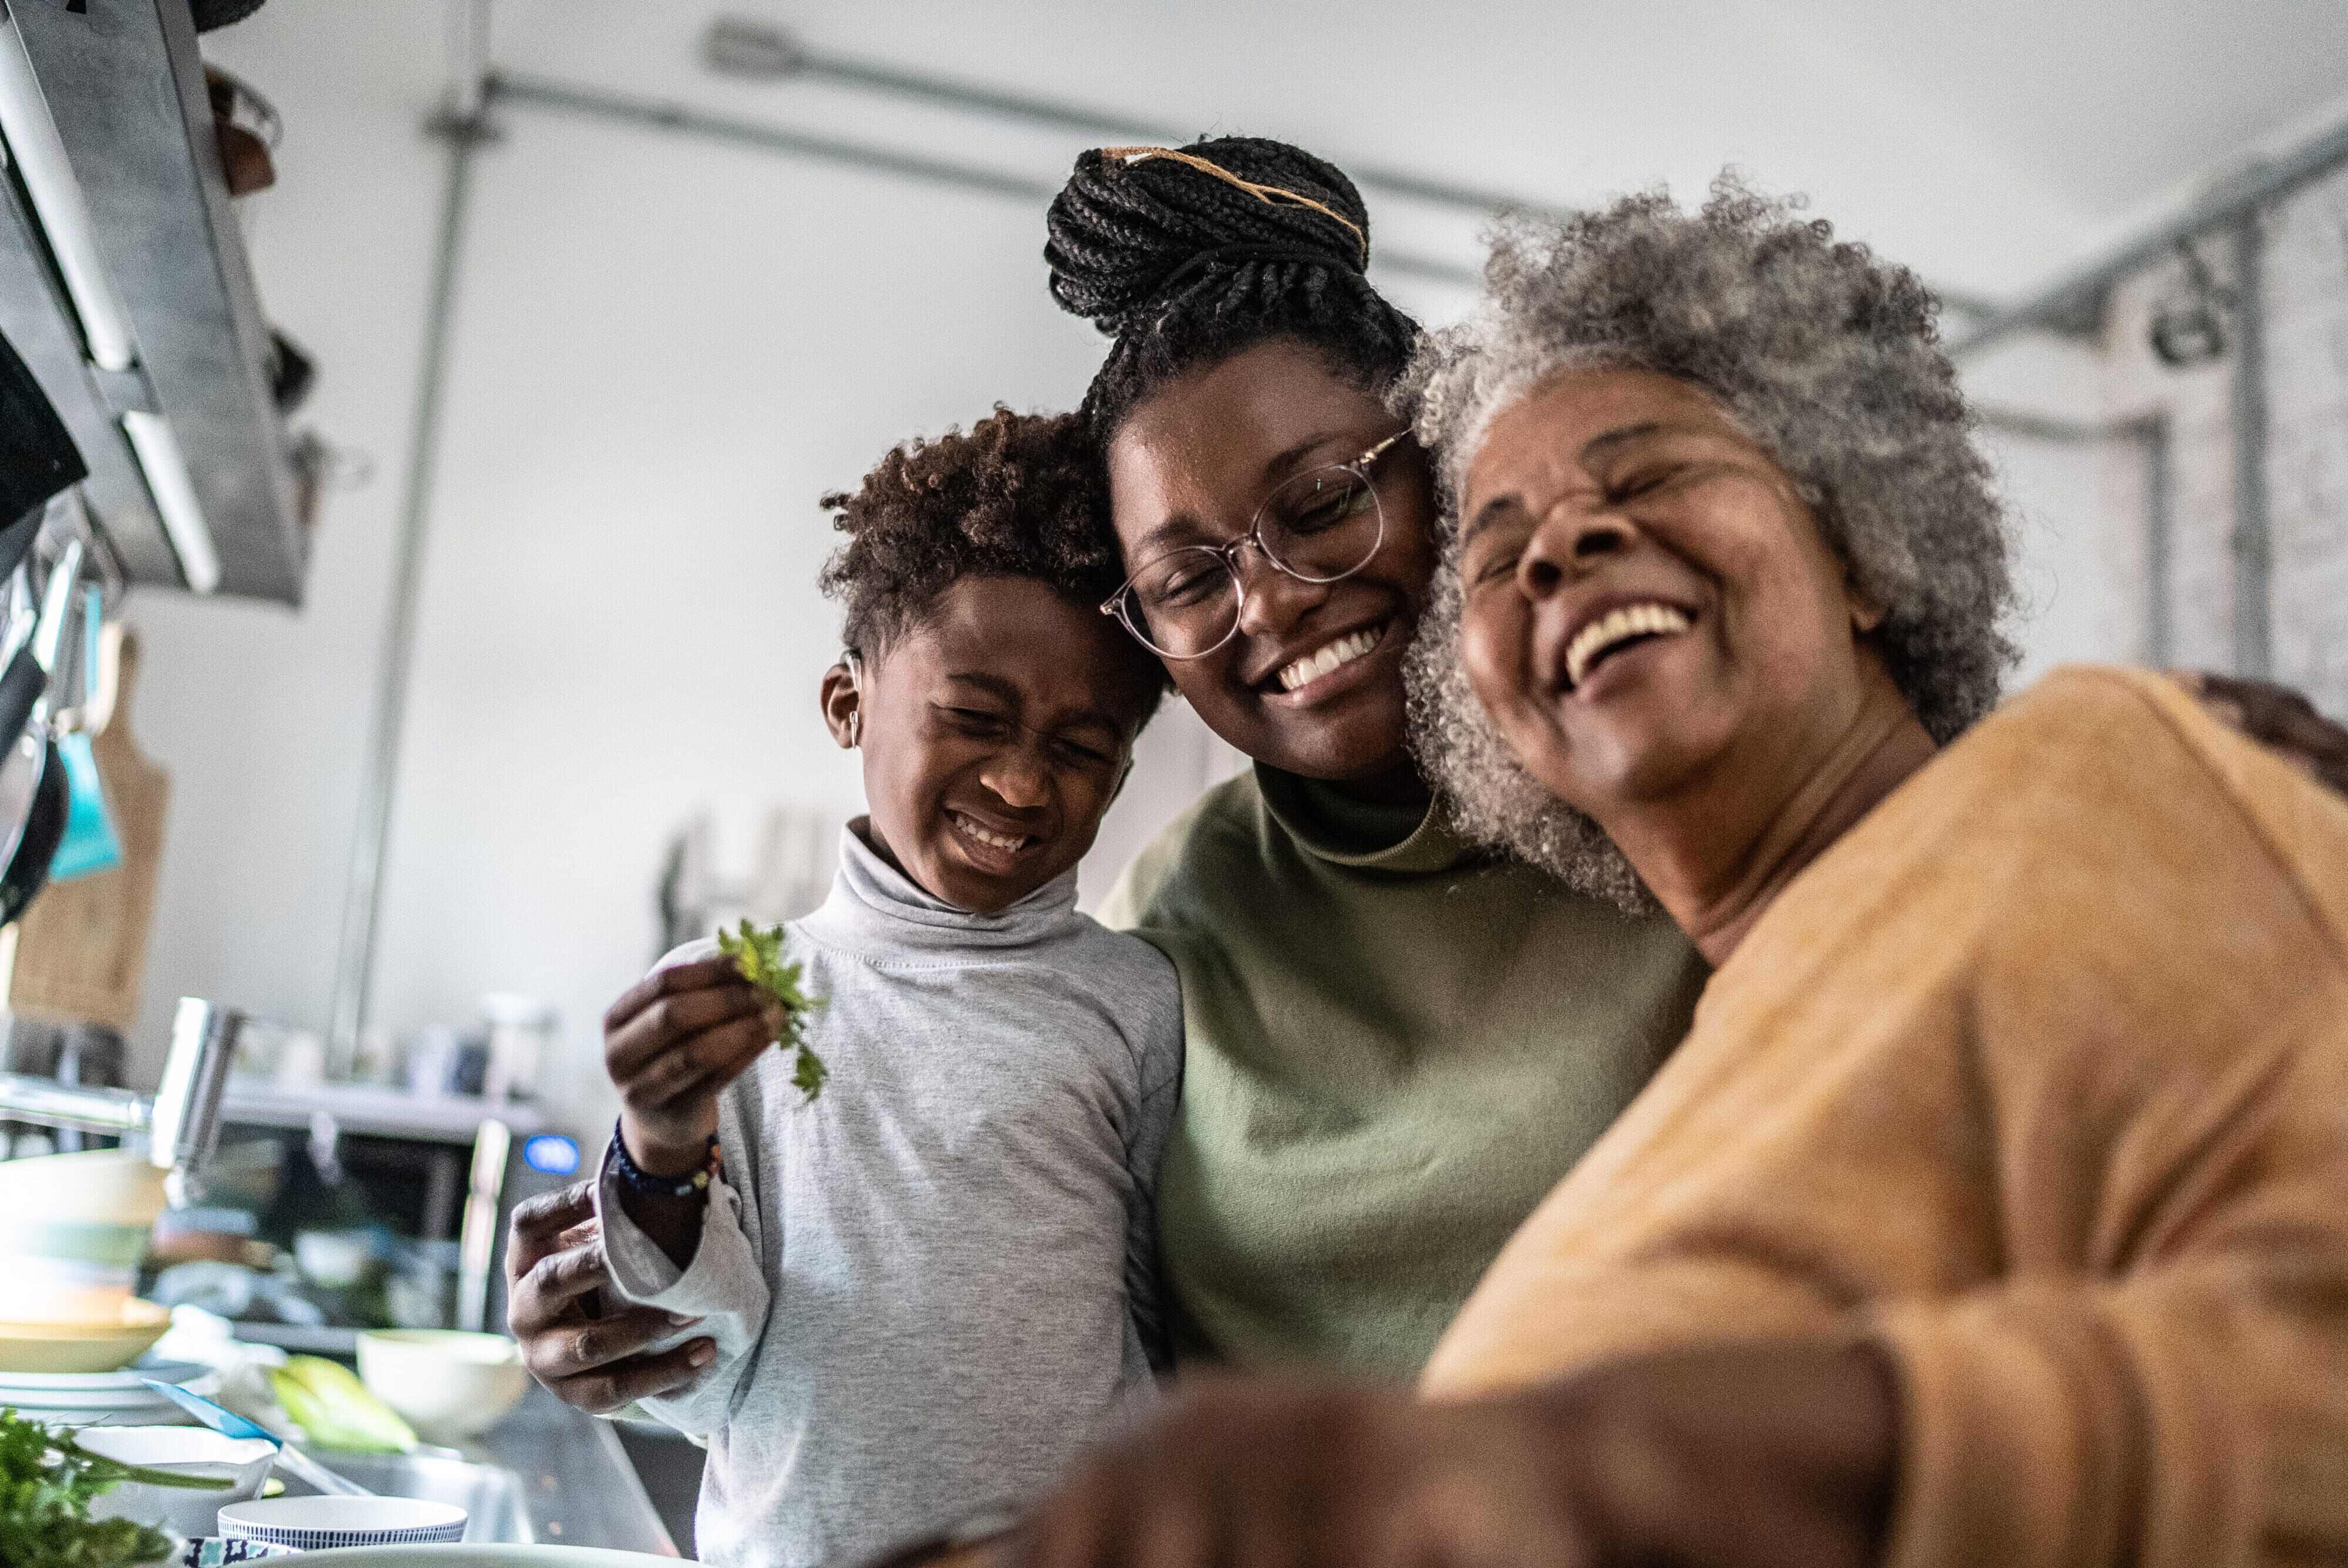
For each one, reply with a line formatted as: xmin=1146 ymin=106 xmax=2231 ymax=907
xmin=214 ymin=1495 xmax=468 ymax=1547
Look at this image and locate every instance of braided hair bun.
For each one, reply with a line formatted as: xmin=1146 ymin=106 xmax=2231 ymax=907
xmin=1047 ymin=138 xmax=1369 ymax=333
xmin=1044 ymin=136 xmax=1418 ymax=440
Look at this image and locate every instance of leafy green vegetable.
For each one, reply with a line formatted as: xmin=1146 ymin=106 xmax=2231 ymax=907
xmin=717 ymin=919 xmax=828 ymax=1101
xmin=1 ymin=1405 xmax=230 ymax=1568
xmin=269 ymin=1356 xmax=416 ymax=1454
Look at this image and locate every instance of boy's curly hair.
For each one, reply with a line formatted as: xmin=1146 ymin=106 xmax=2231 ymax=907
xmin=818 ymin=407 xmax=1168 ymax=719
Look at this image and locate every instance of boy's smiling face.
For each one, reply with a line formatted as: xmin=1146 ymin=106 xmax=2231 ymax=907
xmin=825 ymin=575 xmax=1153 ymax=915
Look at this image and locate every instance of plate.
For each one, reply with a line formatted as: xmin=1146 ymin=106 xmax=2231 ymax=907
xmin=6 ymin=1405 xmax=177 ymax=1427
xmin=0 ymin=1356 xmax=208 ymax=1391
xmin=0 ymin=1390 xmax=182 ymax=1418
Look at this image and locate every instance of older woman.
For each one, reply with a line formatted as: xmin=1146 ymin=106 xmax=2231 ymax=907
xmin=1003 ymin=182 xmax=2348 ymax=1568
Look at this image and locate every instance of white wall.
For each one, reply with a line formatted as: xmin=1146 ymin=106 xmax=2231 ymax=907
xmin=112 ymin=1 xmax=2337 ymax=1134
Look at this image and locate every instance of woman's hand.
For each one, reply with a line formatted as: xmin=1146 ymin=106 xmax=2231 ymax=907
xmin=2178 ymin=671 xmax=2348 ymax=796
xmin=504 ymin=1182 xmax=716 ymax=1414
xmin=605 ymin=955 xmax=779 ymax=1175
xmin=1007 ymin=1341 xmax=1898 ymax=1568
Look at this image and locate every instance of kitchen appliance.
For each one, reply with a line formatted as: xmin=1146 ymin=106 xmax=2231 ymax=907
xmin=215 ymin=1083 xmax=581 ymax=1337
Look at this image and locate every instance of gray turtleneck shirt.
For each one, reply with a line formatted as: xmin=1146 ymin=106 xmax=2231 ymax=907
xmin=595 ymin=826 xmax=1183 ymax=1568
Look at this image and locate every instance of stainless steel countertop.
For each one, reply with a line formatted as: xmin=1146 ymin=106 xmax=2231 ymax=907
xmin=463 ymin=1381 xmax=680 ymax=1556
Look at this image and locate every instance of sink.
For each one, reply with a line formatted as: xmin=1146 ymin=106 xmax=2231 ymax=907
xmin=276 ymin=1449 xmax=535 ymax=1544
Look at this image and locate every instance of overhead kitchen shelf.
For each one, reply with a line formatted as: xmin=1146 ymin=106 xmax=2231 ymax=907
xmin=0 ymin=0 xmax=304 ymax=603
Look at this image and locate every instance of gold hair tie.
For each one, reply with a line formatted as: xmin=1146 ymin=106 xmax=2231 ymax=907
xmin=1100 ymin=146 xmax=1368 ymax=269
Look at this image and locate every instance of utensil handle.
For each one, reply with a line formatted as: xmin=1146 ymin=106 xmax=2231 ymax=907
xmin=0 ymin=645 xmax=42 ymax=746
xmin=272 ymin=1441 xmax=372 ymax=1498
xmin=275 ymin=1446 xmax=371 ymax=1493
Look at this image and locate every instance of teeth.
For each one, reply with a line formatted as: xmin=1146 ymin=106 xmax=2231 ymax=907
xmin=952 ymin=813 xmax=1028 ymax=852
xmin=1564 ymin=602 xmax=1693 ymax=689
xmin=1277 ymin=625 xmax=1385 ymax=693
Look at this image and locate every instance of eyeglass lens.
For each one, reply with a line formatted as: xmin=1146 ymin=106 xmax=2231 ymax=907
xmin=1122 ymin=464 xmax=1385 ymax=658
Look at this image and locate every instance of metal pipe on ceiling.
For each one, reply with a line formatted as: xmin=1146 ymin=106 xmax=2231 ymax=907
xmin=483 ymin=72 xmax=1486 ymax=289
xmin=693 ymin=18 xmax=2005 ymax=317
xmin=1951 ymin=113 xmax=2348 ymax=358
xmin=697 ymin=15 xmax=1560 ymax=220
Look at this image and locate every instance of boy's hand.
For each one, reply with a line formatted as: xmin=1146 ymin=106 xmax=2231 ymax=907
xmin=605 ymin=956 xmax=780 ymax=1175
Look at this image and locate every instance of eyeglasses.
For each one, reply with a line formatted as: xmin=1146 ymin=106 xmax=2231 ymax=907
xmin=1101 ymin=432 xmax=1407 ymax=661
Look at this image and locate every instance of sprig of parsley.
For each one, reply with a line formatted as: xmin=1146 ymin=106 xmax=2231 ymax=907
xmin=717 ymin=919 xmax=828 ymax=1101
xmin=1 ymin=1405 xmax=231 ymax=1568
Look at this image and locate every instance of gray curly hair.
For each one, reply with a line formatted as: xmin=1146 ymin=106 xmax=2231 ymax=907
xmin=1395 ymin=174 xmax=2019 ymax=910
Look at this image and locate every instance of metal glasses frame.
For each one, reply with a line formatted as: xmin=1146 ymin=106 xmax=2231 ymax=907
xmin=1101 ymin=431 xmax=1408 ymax=660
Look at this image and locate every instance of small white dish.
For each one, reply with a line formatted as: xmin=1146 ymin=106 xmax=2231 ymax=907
xmin=76 ymin=1425 xmax=278 ymax=1539
xmin=215 ymin=1495 xmax=468 ymax=1548
xmin=355 ymin=1329 xmax=527 ymax=1441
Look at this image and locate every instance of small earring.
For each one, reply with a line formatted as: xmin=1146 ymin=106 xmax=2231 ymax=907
xmin=844 ymin=649 xmax=864 ymax=748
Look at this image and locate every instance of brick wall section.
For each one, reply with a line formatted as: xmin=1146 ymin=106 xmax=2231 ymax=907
xmin=2096 ymin=161 xmax=2348 ymax=717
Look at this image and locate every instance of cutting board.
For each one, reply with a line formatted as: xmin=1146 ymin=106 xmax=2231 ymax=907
xmin=9 ymin=632 xmax=170 ymax=1034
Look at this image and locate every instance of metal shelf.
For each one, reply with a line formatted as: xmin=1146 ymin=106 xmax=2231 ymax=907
xmin=1 ymin=0 xmax=305 ymax=603
xmin=221 ymin=1078 xmax=548 ymax=1144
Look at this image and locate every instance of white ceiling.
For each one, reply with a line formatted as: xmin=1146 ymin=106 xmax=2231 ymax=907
xmin=478 ymin=0 xmax=2348 ymax=303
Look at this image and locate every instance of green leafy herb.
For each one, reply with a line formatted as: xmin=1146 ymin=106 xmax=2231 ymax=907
xmin=1 ymin=1405 xmax=231 ymax=1568
xmin=718 ymin=919 xmax=828 ymax=1101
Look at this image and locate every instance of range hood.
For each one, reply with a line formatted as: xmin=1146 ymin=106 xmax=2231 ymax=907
xmin=0 ymin=0 xmax=304 ymax=603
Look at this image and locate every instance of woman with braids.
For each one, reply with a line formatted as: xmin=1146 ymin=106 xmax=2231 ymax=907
xmin=998 ymin=181 xmax=2348 ymax=1568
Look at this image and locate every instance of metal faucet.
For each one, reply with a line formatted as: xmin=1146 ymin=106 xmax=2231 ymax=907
xmin=0 ymin=997 xmax=244 ymax=1206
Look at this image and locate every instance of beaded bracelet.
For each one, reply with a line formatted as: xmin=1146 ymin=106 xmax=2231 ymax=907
xmin=609 ymin=1118 xmax=722 ymax=1201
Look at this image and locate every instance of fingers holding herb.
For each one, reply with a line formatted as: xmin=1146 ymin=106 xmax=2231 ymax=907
xmin=605 ymin=955 xmax=749 ymax=1034
xmin=605 ymin=982 xmax=765 ymax=1080
xmin=629 ymin=1015 xmax=775 ymax=1111
xmin=718 ymin=920 xmax=828 ymax=1101
xmin=605 ymin=964 xmax=777 ymax=1173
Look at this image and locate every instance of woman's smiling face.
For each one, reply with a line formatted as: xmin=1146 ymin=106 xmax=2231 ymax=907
xmin=1454 ymin=364 xmax=1884 ymax=820
xmin=1106 ymin=340 xmax=1436 ymax=784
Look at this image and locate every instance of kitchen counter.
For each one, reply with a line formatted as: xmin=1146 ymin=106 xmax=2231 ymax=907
xmin=463 ymin=1381 xmax=679 ymax=1555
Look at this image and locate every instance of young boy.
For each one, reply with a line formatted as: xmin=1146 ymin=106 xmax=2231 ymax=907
xmin=592 ymin=409 xmax=1181 ymax=1568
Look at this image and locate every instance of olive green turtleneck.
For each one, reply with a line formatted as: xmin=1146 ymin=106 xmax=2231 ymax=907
xmin=1099 ymin=765 xmax=1708 ymax=1380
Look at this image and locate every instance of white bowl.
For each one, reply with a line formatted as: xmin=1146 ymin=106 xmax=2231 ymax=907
xmin=355 ymin=1330 xmax=527 ymax=1441
xmin=216 ymin=1495 xmax=468 ymax=1548
xmin=294 ymin=1230 xmax=375 ymax=1290
xmin=77 ymin=1425 xmax=278 ymax=1538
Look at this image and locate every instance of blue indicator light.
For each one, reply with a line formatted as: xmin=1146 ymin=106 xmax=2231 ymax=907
xmin=522 ymin=1134 xmax=581 ymax=1176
